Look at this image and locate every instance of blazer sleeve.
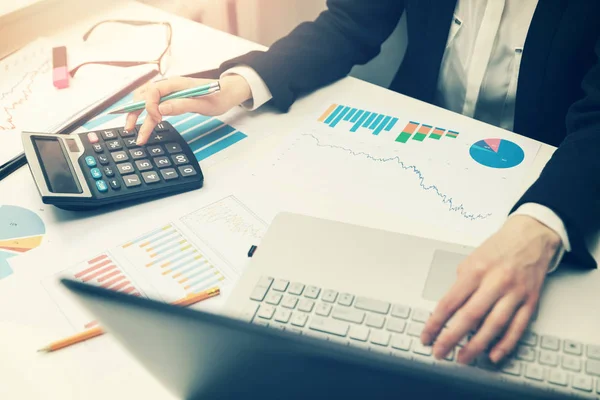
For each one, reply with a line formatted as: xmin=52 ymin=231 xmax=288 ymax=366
xmin=513 ymin=36 xmax=600 ymax=269
xmin=219 ymin=0 xmax=405 ymax=111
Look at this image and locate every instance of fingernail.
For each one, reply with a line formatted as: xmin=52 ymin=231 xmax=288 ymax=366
xmin=421 ymin=333 xmax=432 ymax=345
xmin=158 ymin=103 xmax=171 ymax=115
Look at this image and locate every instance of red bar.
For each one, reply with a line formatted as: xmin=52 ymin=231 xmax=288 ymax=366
xmin=101 ymin=275 xmax=126 ymax=288
xmin=121 ymin=286 xmax=135 ymax=294
xmin=88 ymin=254 xmax=108 ymax=264
xmin=97 ymin=270 xmax=121 ymax=283
xmin=81 ymin=265 xmax=116 ymax=282
xmin=417 ymin=124 xmax=432 ymax=135
xmin=75 ymin=259 xmax=112 ymax=278
xmin=111 ymin=280 xmax=131 ymax=291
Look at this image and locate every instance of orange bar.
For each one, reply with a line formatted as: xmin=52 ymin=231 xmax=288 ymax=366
xmin=97 ymin=270 xmax=121 ymax=283
xmin=162 ymin=269 xmax=172 ymax=276
xmin=121 ymin=286 xmax=135 ymax=294
xmin=111 ymin=280 xmax=130 ymax=291
xmin=101 ymin=275 xmax=126 ymax=289
xmin=81 ymin=265 xmax=117 ymax=282
xmin=87 ymin=254 xmax=108 ymax=264
xmin=318 ymin=103 xmax=338 ymax=122
xmin=74 ymin=259 xmax=111 ymax=278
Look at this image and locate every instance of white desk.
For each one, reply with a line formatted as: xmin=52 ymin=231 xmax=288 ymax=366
xmin=0 ymin=2 xmax=598 ymax=399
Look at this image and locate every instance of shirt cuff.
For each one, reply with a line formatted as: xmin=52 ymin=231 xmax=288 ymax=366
xmin=511 ymin=203 xmax=571 ymax=273
xmin=220 ymin=65 xmax=273 ymax=111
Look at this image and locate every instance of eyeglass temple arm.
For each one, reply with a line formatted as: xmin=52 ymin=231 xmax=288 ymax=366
xmin=82 ymin=20 xmax=170 ymax=41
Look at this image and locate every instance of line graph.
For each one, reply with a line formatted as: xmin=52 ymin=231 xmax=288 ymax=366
xmin=302 ymin=133 xmax=492 ymax=221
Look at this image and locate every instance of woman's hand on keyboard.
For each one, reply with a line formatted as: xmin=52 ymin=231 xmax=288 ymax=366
xmin=126 ymin=75 xmax=252 ymax=146
xmin=420 ymin=215 xmax=563 ymax=365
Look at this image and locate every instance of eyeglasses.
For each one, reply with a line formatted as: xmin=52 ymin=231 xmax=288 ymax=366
xmin=69 ymin=20 xmax=172 ymax=78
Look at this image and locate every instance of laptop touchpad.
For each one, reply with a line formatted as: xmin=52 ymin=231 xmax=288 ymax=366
xmin=422 ymin=250 xmax=468 ymax=302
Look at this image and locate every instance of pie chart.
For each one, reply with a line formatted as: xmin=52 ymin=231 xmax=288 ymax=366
xmin=469 ymin=138 xmax=525 ymax=169
xmin=0 ymin=205 xmax=45 ymax=279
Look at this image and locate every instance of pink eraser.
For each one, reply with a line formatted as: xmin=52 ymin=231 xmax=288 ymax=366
xmin=52 ymin=46 xmax=69 ymax=89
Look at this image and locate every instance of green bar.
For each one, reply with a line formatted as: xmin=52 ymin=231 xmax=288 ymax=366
xmin=446 ymin=134 xmax=458 ymax=138
xmin=395 ymin=132 xmax=412 ymax=143
xmin=429 ymin=134 xmax=442 ymax=140
xmin=412 ymin=133 xmax=427 ymax=141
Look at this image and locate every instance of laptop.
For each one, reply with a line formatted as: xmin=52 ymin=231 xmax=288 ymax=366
xmin=63 ymin=212 xmax=600 ymax=399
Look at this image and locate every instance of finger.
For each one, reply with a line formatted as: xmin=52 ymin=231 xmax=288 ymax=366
xmin=489 ymin=302 xmax=535 ymax=363
xmin=136 ymin=115 xmax=157 ymax=145
xmin=421 ymin=271 xmax=480 ymax=346
xmin=158 ymin=98 xmax=215 ymax=116
xmin=125 ymin=110 xmax=143 ymax=131
xmin=431 ymin=280 xmax=505 ymax=359
xmin=144 ymin=85 xmax=164 ymax=125
xmin=456 ymin=294 xmax=522 ymax=364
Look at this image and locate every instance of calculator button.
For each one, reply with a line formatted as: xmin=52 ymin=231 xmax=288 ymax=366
xmin=160 ymin=168 xmax=178 ymax=180
xmin=101 ymin=130 xmax=118 ymax=140
xmin=123 ymin=174 xmax=141 ymax=188
xmin=129 ymin=148 xmax=147 ymax=160
xmin=90 ymin=168 xmax=102 ymax=180
xmin=119 ymin=128 xmax=136 ymax=138
xmin=108 ymin=178 xmax=121 ymax=190
xmin=87 ymin=132 xmax=99 ymax=144
xmin=95 ymin=180 xmax=108 ymax=192
xmin=92 ymin=143 xmax=104 ymax=153
xmin=142 ymin=171 xmax=161 ymax=184
xmin=149 ymin=133 xmax=166 ymax=143
xmin=154 ymin=122 xmax=169 ymax=132
xmin=154 ymin=156 xmax=172 ymax=168
xmin=178 ymin=165 xmax=197 ymax=177
xmin=106 ymin=139 xmax=123 ymax=151
xmin=135 ymin=159 xmax=153 ymax=171
xmin=111 ymin=151 xmax=129 ymax=163
xmin=117 ymin=163 xmax=135 ymax=175
xmin=103 ymin=166 xmax=115 ymax=177
xmin=172 ymin=154 xmax=189 ymax=165
xmin=85 ymin=156 xmax=97 ymax=167
xmin=147 ymin=145 xmax=165 ymax=156
xmin=98 ymin=155 xmax=110 ymax=165
xmin=124 ymin=138 xmax=139 ymax=148
xmin=165 ymin=143 xmax=182 ymax=154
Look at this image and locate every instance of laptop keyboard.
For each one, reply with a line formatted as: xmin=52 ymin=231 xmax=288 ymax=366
xmin=240 ymin=276 xmax=600 ymax=398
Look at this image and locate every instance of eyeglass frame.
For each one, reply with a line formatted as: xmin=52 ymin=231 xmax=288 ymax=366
xmin=69 ymin=19 xmax=173 ymax=78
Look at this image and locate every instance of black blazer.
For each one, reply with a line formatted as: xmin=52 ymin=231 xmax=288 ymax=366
xmin=220 ymin=0 xmax=600 ymax=268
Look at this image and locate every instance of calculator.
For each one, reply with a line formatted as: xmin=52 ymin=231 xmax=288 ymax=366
xmin=22 ymin=121 xmax=204 ymax=210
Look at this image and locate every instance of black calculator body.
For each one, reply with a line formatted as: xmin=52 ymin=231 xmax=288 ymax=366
xmin=22 ymin=121 xmax=203 ymax=210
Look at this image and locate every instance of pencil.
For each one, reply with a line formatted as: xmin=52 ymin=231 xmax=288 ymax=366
xmin=108 ymin=81 xmax=221 ymax=114
xmin=37 ymin=287 xmax=220 ymax=353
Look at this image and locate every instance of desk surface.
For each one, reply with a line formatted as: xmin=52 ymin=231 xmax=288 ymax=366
xmin=0 ymin=1 xmax=598 ymax=399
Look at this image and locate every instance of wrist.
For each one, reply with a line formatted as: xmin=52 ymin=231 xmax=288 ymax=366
xmin=511 ymin=215 xmax=562 ymax=250
xmin=219 ymin=74 xmax=252 ymax=108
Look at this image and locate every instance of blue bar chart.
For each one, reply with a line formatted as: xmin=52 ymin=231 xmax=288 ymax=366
xmin=318 ymin=103 xmax=399 ymax=135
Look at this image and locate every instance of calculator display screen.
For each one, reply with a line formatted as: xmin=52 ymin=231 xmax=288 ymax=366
xmin=33 ymin=137 xmax=81 ymax=194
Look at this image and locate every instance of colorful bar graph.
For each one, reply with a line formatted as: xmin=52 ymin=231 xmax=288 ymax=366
xmin=344 ymin=108 xmax=357 ymax=121
xmin=395 ymin=121 xmax=419 ymax=143
xmin=412 ymin=124 xmax=432 ymax=141
xmin=331 ymin=106 xmax=350 ymax=127
xmin=71 ymin=254 xmax=141 ymax=296
xmin=352 ymin=111 xmax=371 ymax=132
xmin=373 ymin=115 xmax=392 ymax=136
xmin=430 ymin=127 xmax=445 ymax=140
xmin=447 ymin=130 xmax=459 ymax=138
xmin=350 ymin=110 xmax=364 ymax=123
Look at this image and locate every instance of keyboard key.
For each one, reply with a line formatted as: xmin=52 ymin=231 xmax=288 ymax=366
xmin=524 ymin=364 xmax=544 ymax=381
xmin=160 ymin=168 xmax=178 ymax=181
xmin=92 ymin=143 xmax=104 ymax=153
xmin=101 ymin=130 xmax=118 ymax=140
xmin=98 ymin=155 xmax=110 ymax=165
xmin=265 ymin=292 xmax=282 ymax=305
xmin=281 ymin=296 xmax=298 ymax=309
xmin=111 ymin=151 xmax=128 ymax=163
xmin=103 ymin=166 xmax=115 ymax=178
xmin=298 ymin=299 xmax=315 ymax=313
xmin=588 ymin=345 xmax=600 ymax=360
xmin=256 ymin=276 xmax=274 ymax=289
xmin=476 ymin=354 xmax=499 ymax=371
xmin=386 ymin=318 xmax=406 ymax=334
xmin=108 ymin=178 xmax=121 ymax=190
xmin=305 ymin=331 xmax=329 ymax=341
xmin=519 ymin=331 xmax=538 ymax=347
xmin=172 ymin=154 xmax=189 ymax=165
xmin=539 ymin=350 xmax=559 ymax=367
xmin=124 ymin=138 xmax=138 ymax=148
xmin=366 ymin=314 xmax=385 ymax=329
xmin=349 ymin=326 xmax=370 ymax=342
xmin=154 ymin=156 xmax=172 ymax=168
xmin=165 ymin=143 xmax=182 ymax=153
xmin=117 ymin=163 xmax=135 ymax=175
xmin=563 ymin=340 xmax=583 ymax=356
xmin=154 ymin=122 xmax=169 ymax=132
xmin=355 ymin=297 xmax=390 ymax=315
xmin=270 ymin=323 xmax=286 ymax=331
xmin=412 ymin=342 xmax=433 ymax=356
xmin=412 ymin=309 xmax=431 ymax=323
xmin=272 ymin=279 xmax=289 ymax=292
xmin=135 ymin=159 xmax=153 ymax=171
xmin=123 ymin=174 xmax=141 ymax=188
xmin=443 ymin=348 xmax=455 ymax=361
xmin=119 ymin=128 xmax=136 ymax=138
xmin=562 ymin=355 xmax=582 ymax=372
xmin=309 ymin=316 xmax=349 ymax=337
xmin=370 ymin=331 xmax=391 ymax=347
xmin=548 ymin=369 xmax=568 ymax=386
xmin=407 ymin=322 xmax=425 ymax=338
xmin=572 ymin=375 xmax=593 ymax=392
xmin=106 ymin=139 xmax=123 ymax=151
xmin=338 ymin=293 xmax=354 ymax=306
xmin=239 ymin=303 xmax=259 ymax=322
xmin=290 ymin=313 xmax=308 ymax=327
xmin=541 ymin=335 xmax=560 ymax=351
xmin=85 ymin=156 xmax=97 ymax=167
xmin=130 ymin=148 xmax=147 ymax=160
xmin=391 ymin=304 xmax=410 ymax=319
xmin=90 ymin=168 xmax=102 ymax=179
xmin=516 ymin=345 xmax=536 ymax=362
xmin=288 ymin=282 xmax=305 ymax=295
xmin=147 ymin=145 xmax=165 ymax=156
xmin=315 ymin=303 xmax=332 ymax=317
xmin=287 ymin=327 xmax=302 ymax=335
xmin=95 ymin=180 xmax=108 ymax=193
xmin=274 ymin=309 xmax=291 ymax=323
xmin=322 ymin=289 xmax=338 ymax=303
xmin=257 ymin=305 xmax=275 ymax=320
xmin=250 ymin=277 xmax=274 ymax=302
xmin=587 ymin=359 xmax=600 ymax=377
xmin=501 ymin=359 xmax=522 ymax=376
xmin=179 ymin=165 xmax=197 ymax=177
xmin=87 ymin=132 xmax=99 ymax=144
xmin=391 ymin=335 xmax=411 ymax=351
xmin=304 ymin=286 xmax=321 ymax=299
xmin=332 ymin=307 xmax=365 ymax=324
xmin=253 ymin=319 xmax=269 ymax=328
xmin=149 ymin=133 xmax=167 ymax=143
xmin=142 ymin=171 xmax=160 ymax=184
